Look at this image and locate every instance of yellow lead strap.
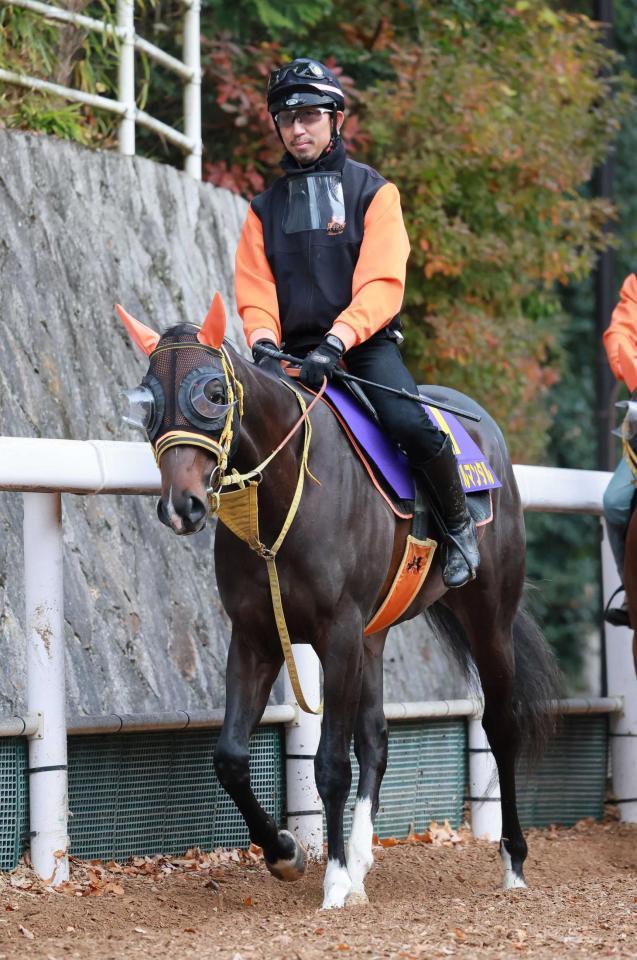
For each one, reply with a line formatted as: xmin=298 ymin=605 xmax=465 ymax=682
xmin=214 ymin=382 xmax=323 ymax=715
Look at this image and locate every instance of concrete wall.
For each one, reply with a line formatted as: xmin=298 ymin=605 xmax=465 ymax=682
xmin=0 ymin=129 xmax=465 ymax=717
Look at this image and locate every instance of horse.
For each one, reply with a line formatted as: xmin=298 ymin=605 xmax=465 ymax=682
xmin=623 ymin=513 xmax=637 ymax=675
xmin=117 ymin=295 xmax=558 ymax=910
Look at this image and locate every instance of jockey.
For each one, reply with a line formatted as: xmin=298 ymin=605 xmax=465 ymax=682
xmin=234 ymin=57 xmax=480 ymax=588
xmin=603 ymin=272 xmax=637 ymax=627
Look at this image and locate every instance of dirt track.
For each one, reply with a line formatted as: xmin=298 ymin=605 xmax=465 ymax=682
xmin=0 ymin=819 xmax=636 ymax=960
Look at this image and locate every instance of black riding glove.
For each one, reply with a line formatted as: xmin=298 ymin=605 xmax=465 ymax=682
xmin=299 ymin=334 xmax=345 ymax=391
xmin=251 ymin=339 xmax=283 ymax=376
xmin=252 ymin=339 xmax=278 ymax=365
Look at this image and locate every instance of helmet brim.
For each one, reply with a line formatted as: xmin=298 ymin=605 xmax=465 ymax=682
xmin=269 ymin=90 xmax=343 ymax=116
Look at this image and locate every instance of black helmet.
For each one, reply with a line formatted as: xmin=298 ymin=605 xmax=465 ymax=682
xmin=267 ymin=58 xmax=345 ymax=116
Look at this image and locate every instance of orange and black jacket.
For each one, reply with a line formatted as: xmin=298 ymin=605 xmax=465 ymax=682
xmin=604 ymin=273 xmax=637 ymax=392
xmin=235 ymin=139 xmax=410 ymax=355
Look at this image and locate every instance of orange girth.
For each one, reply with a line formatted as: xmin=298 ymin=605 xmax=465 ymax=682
xmin=364 ymin=535 xmax=437 ymax=636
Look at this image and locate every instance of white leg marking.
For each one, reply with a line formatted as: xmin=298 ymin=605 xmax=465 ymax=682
xmin=500 ymin=843 xmax=527 ymax=890
xmin=321 ymin=858 xmax=352 ymax=910
xmin=346 ymin=797 xmax=374 ymax=901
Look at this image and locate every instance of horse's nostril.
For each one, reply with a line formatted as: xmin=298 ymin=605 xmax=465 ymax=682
xmin=157 ymin=498 xmax=170 ymax=526
xmin=185 ymin=495 xmax=206 ymax=525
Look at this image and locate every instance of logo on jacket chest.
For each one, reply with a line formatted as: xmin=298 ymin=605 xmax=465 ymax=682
xmin=326 ymin=218 xmax=346 ymax=236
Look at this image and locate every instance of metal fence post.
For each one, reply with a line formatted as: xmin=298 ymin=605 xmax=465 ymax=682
xmin=117 ymin=0 xmax=135 ymax=156
xmin=182 ymin=0 xmax=202 ymax=179
xmin=468 ymin=713 xmax=501 ymax=840
xmin=24 ymin=493 xmax=69 ymax=884
xmin=601 ymin=517 xmax=637 ymax=822
xmin=283 ymin=646 xmax=323 ymax=858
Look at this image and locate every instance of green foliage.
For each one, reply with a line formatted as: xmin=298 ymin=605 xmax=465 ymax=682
xmin=0 ymin=0 xmax=144 ymax=146
xmin=361 ymin=2 xmax=632 ymax=461
xmin=201 ymin=0 xmax=335 ymax=37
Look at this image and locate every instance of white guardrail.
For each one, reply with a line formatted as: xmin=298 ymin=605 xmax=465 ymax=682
xmin=0 ymin=0 xmax=202 ymax=178
xmin=1 ymin=438 xmax=636 ymax=882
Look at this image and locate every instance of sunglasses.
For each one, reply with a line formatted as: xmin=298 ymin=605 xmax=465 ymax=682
xmin=275 ymin=107 xmax=332 ymax=130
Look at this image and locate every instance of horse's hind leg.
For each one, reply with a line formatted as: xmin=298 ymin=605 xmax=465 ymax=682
xmin=315 ymin=615 xmax=364 ymax=909
xmin=346 ymin=641 xmax=388 ymax=903
xmin=214 ymin=633 xmax=305 ymax=881
xmin=446 ymin=590 xmax=528 ymax=890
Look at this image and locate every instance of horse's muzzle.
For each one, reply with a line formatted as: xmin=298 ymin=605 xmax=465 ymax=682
xmin=157 ymin=492 xmax=208 ymax=535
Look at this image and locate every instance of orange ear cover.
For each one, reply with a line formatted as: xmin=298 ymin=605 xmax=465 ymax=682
xmin=115 ymin=304 xmax=160 ymax=356
xmin=197 ymin=292 xmax=227 ymax=350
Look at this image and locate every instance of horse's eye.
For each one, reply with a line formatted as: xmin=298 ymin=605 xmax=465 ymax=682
xmin=189 ymin=374 xmax=231 ymax=420
xmin=203 ymin=379 xmax=225 ymax=405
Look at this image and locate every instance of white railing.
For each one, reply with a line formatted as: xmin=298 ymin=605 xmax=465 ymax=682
xmin=0 ymin=0 xmax=202 ymax=178
xmin=1 ymin=437 xmax=636 ymax=880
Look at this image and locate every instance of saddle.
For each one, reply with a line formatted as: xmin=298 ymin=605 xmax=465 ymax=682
xmin=319 ymin=379 xmax=499 ymax=526
xmin=315 ymin=379 xmax=500 ymax=634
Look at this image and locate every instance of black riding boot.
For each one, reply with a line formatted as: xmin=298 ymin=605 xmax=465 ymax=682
xmin=417 ymin=435 xmax=480 ymax=588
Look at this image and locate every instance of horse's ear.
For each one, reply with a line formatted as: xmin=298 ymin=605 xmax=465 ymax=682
xmin=198 ymin=293 xmax=226 ymax=350
xmin=115 ymin=304 xmax=160 ymax=356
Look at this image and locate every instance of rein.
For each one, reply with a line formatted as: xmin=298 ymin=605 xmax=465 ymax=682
xmin=207 ymin=375 xmax=327 ymax=715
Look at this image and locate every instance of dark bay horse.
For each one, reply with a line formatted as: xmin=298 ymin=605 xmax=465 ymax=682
xmin=117 ymin=296 xmax=557 ymax=909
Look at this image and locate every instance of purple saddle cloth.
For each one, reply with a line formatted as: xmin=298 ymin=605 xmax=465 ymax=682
xmin=324 ymin=381 xmax=501 ymax=501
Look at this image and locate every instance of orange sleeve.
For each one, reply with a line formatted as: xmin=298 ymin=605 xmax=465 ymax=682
xmin=329 ymin=182 xmax=410 ymax=350
xmin=603 ymin=273 xmax=637 ymax=391
xmin=235 ymin=205 xmax=282 ymax=348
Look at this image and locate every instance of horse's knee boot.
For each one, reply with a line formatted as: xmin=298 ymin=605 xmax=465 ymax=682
xmin=417 ymin=435 xmax=480 ymax=588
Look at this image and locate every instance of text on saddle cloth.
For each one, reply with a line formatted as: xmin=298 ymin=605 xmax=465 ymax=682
xmin=322 ymin=381 xmax=501 ymax=500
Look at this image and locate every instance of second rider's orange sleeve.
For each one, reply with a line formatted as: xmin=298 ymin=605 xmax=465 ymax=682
xmin=603 ymin=273 xmax=637 ymax=392
xmin=235 ymin=206 xmax=282 ymax=348
xmin=329 ymin=182 xmax=410 ymax=351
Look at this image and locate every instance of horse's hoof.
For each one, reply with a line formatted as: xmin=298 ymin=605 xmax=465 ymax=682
xmin=500 ymin=841 xmax=527 ymax=890
xmin=321 ymin=859 xmax=352 ymax=909
xmin=504 ymin=872 xmax=528 ymax=890
xmin=345 ymin=888 xmax=369 ymax=907
xmin=265 ymin=830 xmax=307 ymax=882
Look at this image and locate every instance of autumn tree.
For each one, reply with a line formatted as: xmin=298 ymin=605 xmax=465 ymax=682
xmin=361 ymin=4 xmax=631 ymax=459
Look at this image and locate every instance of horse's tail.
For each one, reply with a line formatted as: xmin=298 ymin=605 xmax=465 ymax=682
xmin=426 ymin=598 xmax=560 ymax=761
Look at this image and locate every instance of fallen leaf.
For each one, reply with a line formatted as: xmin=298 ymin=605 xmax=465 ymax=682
xmin=183 ymin=928 xmax=197 ymax=934
xmin=243 ymin=897 xmax=253 ymax=907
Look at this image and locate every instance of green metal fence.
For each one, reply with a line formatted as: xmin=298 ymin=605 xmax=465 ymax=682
xmin=340 ymin=719 xmax=466 ymax=837
xmin=0 ymin=714 xmax=610 ymax=872
xmin=516 ymin=715 xmax=608 ymax=827
xmin=0 ymin=738 xmax=28 ymax=871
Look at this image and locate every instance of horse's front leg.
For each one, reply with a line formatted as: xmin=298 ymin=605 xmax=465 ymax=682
xmin=346 ymin=639 xmax=388 ymax=903
xmin=214 ymin=633 xmax=305 ymax=881
xmin=315 ymin=613 xmax=364 ymax=909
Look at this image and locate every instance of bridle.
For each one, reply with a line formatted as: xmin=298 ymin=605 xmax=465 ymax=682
xmin=151 ymin=341 xmax=244 ymax=490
